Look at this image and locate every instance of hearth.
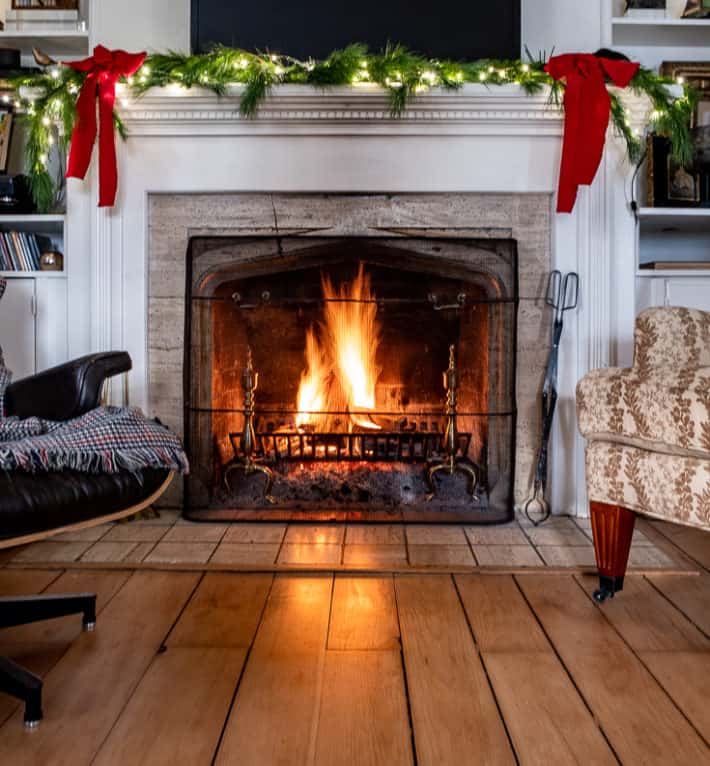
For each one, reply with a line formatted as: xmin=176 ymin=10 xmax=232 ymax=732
xmin=184 ymin=235 xmax=518 ymax=522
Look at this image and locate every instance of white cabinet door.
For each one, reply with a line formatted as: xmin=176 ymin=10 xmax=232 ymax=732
xmin=664 ymin=279 xmax=710 ymax=312
xmin=0 ymin=278 xmax=36 ymax=381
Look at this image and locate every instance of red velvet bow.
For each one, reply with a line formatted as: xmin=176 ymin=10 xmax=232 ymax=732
xmin=545 ymin=54 xmax=639 ymax=213
xmin=64 ymin=46 xmax=146 ymax=207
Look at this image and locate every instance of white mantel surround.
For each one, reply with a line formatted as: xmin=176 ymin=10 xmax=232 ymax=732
xmin=65 ymin=83 xmax=647 ymax=515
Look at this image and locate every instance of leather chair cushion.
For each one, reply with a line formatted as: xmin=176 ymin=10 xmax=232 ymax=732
xmin=0 ymin=468 xmax=170 ymax=541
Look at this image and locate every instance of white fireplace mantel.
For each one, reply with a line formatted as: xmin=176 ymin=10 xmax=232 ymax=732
xmin=65 ymin=84 xmax=647 ymax=515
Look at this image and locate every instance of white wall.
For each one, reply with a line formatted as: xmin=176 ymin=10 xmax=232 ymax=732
xmin=522 ymin=0 xmax=602 ymax=58
xmin=91 ymin=0 xmax=190 ymax=52
xmin=87 ymin=0 xmax=602 ymax=58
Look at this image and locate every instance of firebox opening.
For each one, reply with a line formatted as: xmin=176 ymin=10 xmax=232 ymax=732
xmin=185 ymin=236 xmax=517 ymax=523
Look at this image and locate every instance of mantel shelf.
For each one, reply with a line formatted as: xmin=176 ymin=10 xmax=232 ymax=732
xmin=117 ymin=83 xmax=653 ymax=138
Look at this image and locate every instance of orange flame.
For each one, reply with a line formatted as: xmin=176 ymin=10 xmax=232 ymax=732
xmin=296 ymin=264 xmax=382 ymax=431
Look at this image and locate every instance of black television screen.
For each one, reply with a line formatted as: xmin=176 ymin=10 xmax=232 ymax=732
xmin=191 ymin=1 xmax=521 ymax=61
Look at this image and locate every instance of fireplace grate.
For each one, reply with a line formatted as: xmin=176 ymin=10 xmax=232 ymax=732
xmin=232 ymin=430 xmax=472 ymax=464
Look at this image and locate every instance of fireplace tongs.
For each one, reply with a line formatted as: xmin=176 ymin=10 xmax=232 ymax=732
xmin=524 ymin=270 xmax=579 ymax=525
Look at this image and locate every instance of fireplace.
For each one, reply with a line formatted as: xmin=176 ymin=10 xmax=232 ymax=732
xmin=184 ymin=234 xmax=518 ymax=522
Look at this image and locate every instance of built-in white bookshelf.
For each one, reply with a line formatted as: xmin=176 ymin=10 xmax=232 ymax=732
xmin=0 ymin=0 xmax=90 ymax=61
xmin=0 ymin=213 xmax=65 ymax=276
xmin=602 ymin=0 xmax=710 ymax=68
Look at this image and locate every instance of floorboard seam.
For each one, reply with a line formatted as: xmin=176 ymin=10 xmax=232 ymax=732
xmin=209 ymin=573 xmax=277 ymax=766
xmin=87 ymin=571 xmax=205 ymax=764
xmin=512 ymin=574 xmax=624 ymax=766
xmin=392 ymin=573 xmax=420 ymax=766
xmin=644 ymin=575 xmax=710 ymax=642
xmin=644 ymin=523 xmax=710 ymax=575
xmin=451 ymin=574 xmax=520 ymax=766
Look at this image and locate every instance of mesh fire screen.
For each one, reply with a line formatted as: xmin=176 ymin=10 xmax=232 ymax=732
xmin=184 ymin=236 xmax=518 ymax=523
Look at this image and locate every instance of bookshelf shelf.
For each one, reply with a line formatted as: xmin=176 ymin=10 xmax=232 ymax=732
xmin=0 ymin=30 xmax=88 ymax=58
xmin=0 ymin=270 xmax=65 ymax=278
xmin=612 ymin=17 xmax=710 ymax=27
xmin=0 ymin=214 xmax=64 ymax=272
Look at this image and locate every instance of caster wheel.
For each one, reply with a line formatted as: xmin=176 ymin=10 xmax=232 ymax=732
xmin=593 ymin=587 xmax=613 ymax=603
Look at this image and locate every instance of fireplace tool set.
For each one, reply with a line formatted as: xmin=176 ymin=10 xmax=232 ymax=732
xmin=224 ymin=345 xmax=480 ymax=504
xmin=524 ymin=269 xmax=579 ymax=526
xmin=223 ymin=348 xmax=276 ymax=504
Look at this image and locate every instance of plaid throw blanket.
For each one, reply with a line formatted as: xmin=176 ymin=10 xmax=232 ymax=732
xmin=0 ymin=278 xmax=188 ymax=475
xmin=0 ymin=406 xmax=189 ymax=474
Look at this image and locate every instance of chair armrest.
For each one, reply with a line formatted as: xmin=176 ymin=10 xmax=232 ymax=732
xmin=4 ymin=352 xmax=131 ymax=421
xmin=634 ymin=307 xmax=710 ymax=373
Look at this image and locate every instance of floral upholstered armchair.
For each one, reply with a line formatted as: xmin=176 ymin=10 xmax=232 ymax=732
xmin=577 ymin=306 xmax=710 ymax=602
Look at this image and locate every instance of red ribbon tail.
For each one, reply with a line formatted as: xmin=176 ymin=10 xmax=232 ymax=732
xmin=66 ymin=73 xmax=98 ymax=182
xmin=98 ymin=74 xmax=119 ymax=207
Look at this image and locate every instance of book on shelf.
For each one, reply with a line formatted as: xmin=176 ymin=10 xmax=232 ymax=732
xmin=0 ymin=230 xmax=44 ymax=271
xmin=640 ymin=260 xmax=710 ymax=270
xmin=4 ymin=8 xmax=80 ymax=32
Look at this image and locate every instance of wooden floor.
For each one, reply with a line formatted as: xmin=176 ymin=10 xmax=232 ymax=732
xmin=0 ymin=520 xmax=709 ymax=765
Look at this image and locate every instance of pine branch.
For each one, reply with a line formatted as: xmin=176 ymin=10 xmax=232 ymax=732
xmin=7 ymin=46 xmax=694 ymax=210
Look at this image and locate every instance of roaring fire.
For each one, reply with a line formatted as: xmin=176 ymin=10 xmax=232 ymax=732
xmin=296 ymin=264 xmax=382 ymax=431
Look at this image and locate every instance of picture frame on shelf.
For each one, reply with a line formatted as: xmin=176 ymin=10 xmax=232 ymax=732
xmin=646 ymin=135 xmax=702 ymax=206
xmin=624 ymin=0 xmax=666 ymax=19
xmin=668 ymin=156 xmax=701 ymax=203
xmin=660 ymin=61 xmax=710 ymax=128
xmin=0 ymin=110 xmax=13 ymax=174
xmin=10 ymin=1 xmax=78 ymax=9
xmin=682 ymin=0 xmax=710 ymax=18
xmin=695 ymin=127 xmax=710 ymax=205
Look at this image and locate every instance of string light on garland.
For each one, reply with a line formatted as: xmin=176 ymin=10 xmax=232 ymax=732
xmin=8 ymin=42 xmax=696 ymax=212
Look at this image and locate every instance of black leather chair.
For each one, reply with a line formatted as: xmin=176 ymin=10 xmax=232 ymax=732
xmin=0 ymin=353 xmax=174 ymax=727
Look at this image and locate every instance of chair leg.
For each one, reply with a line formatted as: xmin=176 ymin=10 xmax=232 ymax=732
xmin=589 ymin=501 xmax=636 ymax=603
xmin=0 ymin=656 xmax=43 ymax=728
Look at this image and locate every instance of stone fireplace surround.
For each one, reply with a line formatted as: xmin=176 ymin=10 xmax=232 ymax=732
xmin=64 ymin=83 xmax=647 ymax=515
xmin=149 ymin=192 xmax=547 ymax=509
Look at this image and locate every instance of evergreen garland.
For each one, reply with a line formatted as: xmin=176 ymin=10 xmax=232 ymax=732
xmin=9 ymin=44 xmax=696 ymax=212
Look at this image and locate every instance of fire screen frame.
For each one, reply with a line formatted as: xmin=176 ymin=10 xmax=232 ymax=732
xmin=183 ymin=234 xmax=519 ymax=523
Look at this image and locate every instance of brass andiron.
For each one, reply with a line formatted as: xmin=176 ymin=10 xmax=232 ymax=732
xmin=425 ymin=345 xmax=479 ymax=501
xmin=224 ymin=348 xmax=275 ymax=503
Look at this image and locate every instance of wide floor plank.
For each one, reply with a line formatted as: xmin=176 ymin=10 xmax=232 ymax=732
xmin=647 ymin=573 xmax=710 ymax=637
xmin=576 ymin=574 xmax=709 ymax=652
xmin=518 ymin=575 xmax=710 ymax=765
xmin=641 ymin=651 xmax=710 ymax=741
xmin=314 ymin=651 xmax=413 ymax=766
xmin=0 ymin=569 xmax=62 ymax=597
xmin=92 ymin=647 xmax=245 ymax=766
xmin=328 ymin=575 xmax=399 ymax=651
xmin=395 ymin=574 xmax=514 ymax=766
xmin=167 ymin=572 xmax=273 ymax=647
xmin=455 ymin=574 xmax=549 ymax=653
xmin=0 ymin=571 xmax=199 ymax=766
xmin=215 ymin=574 xmax=333 ymax=766
xmin=483 ymin=652 xmax=617 ymax=766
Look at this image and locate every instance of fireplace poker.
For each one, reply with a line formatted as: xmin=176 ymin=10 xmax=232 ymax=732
xmin=524 ymin=270 xmax=579 ymax=526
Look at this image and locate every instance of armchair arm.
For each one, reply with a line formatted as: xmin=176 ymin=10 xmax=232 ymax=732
xmin=634 ymin=307 xmax=710 ymax=374
xmin=4 ymin=352 xmax=131 ymax=422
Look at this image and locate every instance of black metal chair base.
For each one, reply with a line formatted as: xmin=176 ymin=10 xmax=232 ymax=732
xmin=0 ymin=593 xmax=97 ymax=726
